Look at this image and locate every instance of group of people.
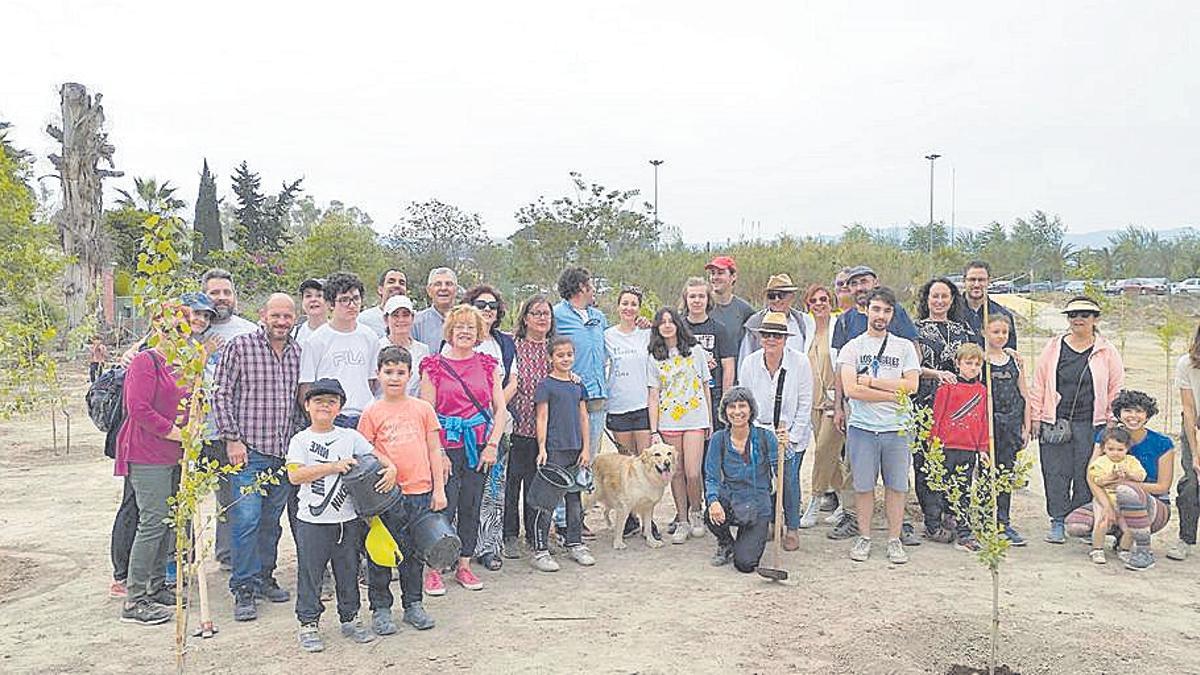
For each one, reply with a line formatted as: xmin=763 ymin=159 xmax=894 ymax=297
xmin=106 ymin=255 xmax=1200 ymax=652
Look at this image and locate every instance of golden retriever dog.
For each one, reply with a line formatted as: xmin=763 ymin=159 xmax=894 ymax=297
xmin=585 ymin=443 xmax=674 ymax=549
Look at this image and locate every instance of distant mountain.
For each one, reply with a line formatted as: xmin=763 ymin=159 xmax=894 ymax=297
xmin=1063 ymin=227 xmax=1197 ymax=249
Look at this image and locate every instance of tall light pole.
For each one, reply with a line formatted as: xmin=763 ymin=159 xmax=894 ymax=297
xmin=925 ymin=153 xmax=941 ymax=263
xmin=649 ymin=159 xmax=664 ymax=229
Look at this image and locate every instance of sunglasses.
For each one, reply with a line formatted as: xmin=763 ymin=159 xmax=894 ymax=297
xmin=766 ymin=291 xmax=792 ymax=301
xmin=808 ymin=295 xmax=831 ymax=304
xmin=834 ymin=280 xmax=847 ymax=288
xmin=473 ymin=300 xmax=499 ymax=311
xmin=1066 ymin=311 xmax=1098 ymax=319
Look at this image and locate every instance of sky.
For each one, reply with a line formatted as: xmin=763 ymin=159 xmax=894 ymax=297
xmin=5 ymin=1 xmax=1198 ymax=243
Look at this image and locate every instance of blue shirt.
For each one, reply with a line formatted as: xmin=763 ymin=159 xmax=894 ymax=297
xmin=534 ymin=377 xmax=587 ymax=451
xmin=1095 ymin=428 xmax=1174 ymax=485
xmin=703 ymin=427 xmax=778 ymax=520
xmin=553 ymin=299 xmax=608 ymax=399
xmin=831 ymin=304 xmax=918 ymax=350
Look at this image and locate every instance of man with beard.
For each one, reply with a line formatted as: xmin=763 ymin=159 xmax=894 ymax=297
xmin=359 ymin=269 xmax=408 ymax=338
xmin=706 ymin=256 xmax=755 ymax=373
xmin=214 ymin=293 xmax=302 ymax=621
xmin=412 ymin=268 xmax=458 ymax=348
xmin=962 ymin=260 xmax=1016 ymax=349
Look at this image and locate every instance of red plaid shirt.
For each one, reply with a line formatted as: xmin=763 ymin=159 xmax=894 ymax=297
xmin=213 ymin=328 xmax=301 ymax=457
xmin=512 ymin=337 xmax=551 ymax=437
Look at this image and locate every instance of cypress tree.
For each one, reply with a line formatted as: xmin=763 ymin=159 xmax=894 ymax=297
xmin=194 ymin=159 xmax=221 ymax=258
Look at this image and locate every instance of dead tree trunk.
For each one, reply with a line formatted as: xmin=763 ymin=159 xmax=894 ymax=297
xmin=47 ymin=83 xmax=123 ymax=330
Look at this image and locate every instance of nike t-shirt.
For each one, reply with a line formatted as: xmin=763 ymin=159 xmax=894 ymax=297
xmin=286 ymin=426 xmax=375 ymax=524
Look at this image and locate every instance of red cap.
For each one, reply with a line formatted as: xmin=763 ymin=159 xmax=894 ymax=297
xmin=705 ymin=255 xmax=736 ymax=272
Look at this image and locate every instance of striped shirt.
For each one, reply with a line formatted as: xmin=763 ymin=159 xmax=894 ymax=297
xmin=213 ymin=328 xmax=301 ymax=457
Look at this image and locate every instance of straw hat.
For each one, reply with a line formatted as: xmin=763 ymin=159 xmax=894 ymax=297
xmin=755 ymin=311 xmax=796 ymax=336
xmin=764 ymin=274 xmax=799 ymax=293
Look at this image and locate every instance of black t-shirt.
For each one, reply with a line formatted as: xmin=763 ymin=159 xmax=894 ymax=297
xmin=1055 ymin=338 xmax=1095 ymax=421
xmin=686 ymin=315 xmax=735 ymax=392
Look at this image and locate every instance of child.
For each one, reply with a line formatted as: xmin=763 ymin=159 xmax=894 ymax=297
xmin=357 ymin=346 xmax=446 ymax=635
xmin=1086 ymin=427 xmax=1147 ymax=564
xmin=531 ymin=336 xmax=594 ymax=571
xmin=930 ymin=343 xmax=989 ymax=552
xmin=286 ymin=378 xmax=379 ymax=653
xmin=983 ymin=314 xmax=1032 ymax=546
xmin=88 ymin=335 xmax=108 ymax=383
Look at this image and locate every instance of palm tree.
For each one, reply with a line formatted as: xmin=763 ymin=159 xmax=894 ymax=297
xmin=116 ymin=176 xmax=186 ymax=215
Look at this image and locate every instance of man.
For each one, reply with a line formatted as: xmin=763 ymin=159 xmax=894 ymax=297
xmin=962 ymin=260 xmax=1017 ymax=350
xmin=836 ymin=287 xmax=920 ymax=565
xmin=411 ymin=268 xmax=458 ymax=348
xmin=706 ymin=256 xmax=756 ymax=373
xmin=201 ymin=268 xmax=259 ymax=569
xmin=299 ymin=272 xmax=380 ymax=429
xmin=834 ymin=267 xmax=855 ymax=313
xmin=213 ymin=293 xmax=302 ymax=621
xmin=739 ymin=274 xmax=812 ymax=362
xmin=682 ymin=277 xmax=736 ymax=429
xmin=291 ymin=278 xmax=328 ymax=346
xmin=359 ymin=268 xmax=408 ymax=338
xmin=552 ymin=267 xmax=608 ymax=458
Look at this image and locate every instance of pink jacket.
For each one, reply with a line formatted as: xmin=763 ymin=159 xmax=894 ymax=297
xmin=1029 ymin=334 xmax=1124 ymax=426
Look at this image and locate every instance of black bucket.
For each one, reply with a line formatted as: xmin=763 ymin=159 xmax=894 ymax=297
xmin=342 ymin=455 xmax=401 ymax=517
xmin=409 ymin=511 xmax=461 ymax=570
xmin=527 ymin=463 xmax=574 ymax=513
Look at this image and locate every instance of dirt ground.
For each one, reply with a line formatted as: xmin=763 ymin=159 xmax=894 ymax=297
xmin=2 ymin=331 xmax=1200 ymax=675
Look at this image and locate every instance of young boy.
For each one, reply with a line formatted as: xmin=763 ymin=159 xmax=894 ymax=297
xmin=286 ymin=378 xmax=378 ymax=653
xmin=88 ymin=335 xmax=108 ymax=383
xmin=357 ymin=346 xmax=446 ymax=635
xmin=531 ymin=336 xmax=594 ymax=571
xmin=930 ymin=343 xmax=989 ymax=552
xmin=1086 ymin=427 xmax=1146 ymax=565
xmin=983 ymin=315 xmax=1032 ymax=546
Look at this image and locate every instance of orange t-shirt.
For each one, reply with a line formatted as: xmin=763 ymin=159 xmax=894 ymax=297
xmin=357 ymin=397 xmax=441 ymax=495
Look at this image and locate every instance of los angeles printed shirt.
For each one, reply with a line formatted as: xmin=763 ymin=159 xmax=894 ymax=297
xmin=836 ymin=332 xmax=920 ymax=432
xmin=287 ymin=426 xmax=376 ymax=524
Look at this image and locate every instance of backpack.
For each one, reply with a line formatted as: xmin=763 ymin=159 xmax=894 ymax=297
xmin=86 ymin=365 xmax=126 ymax=434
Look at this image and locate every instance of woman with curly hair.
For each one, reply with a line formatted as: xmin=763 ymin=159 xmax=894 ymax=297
xmin=1065 ymin=390 xmax=1175 ymax=570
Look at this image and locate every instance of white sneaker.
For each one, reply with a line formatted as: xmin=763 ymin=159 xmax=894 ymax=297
xmin=1166 ymin=540 xmax=1191 ymax=561
xmin=671 ymin=520 xmax=689 ymax=545
xmin=567 ymin=544 xmax=596 ymax=567
xmin=824 ymin=505 xmax=845 ymax=525
xmin=689 ymin=511 xmax=707 ymax=538
xmin=530 ymin=551 xmax=560 ymax=572
xmin=799 ymin=498 xmax=820 ymax=529
xmin=887 ymin=537 xmax=909 ymax=565
xmin=849 ymin=536 xmax=871 ymax=562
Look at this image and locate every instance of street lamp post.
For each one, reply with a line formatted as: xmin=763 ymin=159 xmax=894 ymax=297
xmin=649 ymin=159 xmax=664 ymax=229
xmin=924 ymin=153 xmax=941 ymax=264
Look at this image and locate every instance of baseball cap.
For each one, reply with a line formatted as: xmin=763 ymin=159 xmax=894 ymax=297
xmin=181 ymin=291 xmax=216 ymax=315
xmin=845 ymin=265 xmax=877 ymax=281
xmin=383 ymin=294 xmax=415 ymax=315
xmin=305 ymin=378 xmax=346 ymax=404
xmin=705 ymin=255 xmax=737 ymax=272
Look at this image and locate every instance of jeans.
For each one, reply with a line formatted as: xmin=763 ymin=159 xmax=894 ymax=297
xmin=89 ymin=362 xmax=102 ymax=383
xmin=771 ymin=450 xmax=803 ymax=530
xmin=368 ymin=493 xmax=431 ymax=611
xmin=504 ymin=435 xmax=538 ymax=545
xmin=943 ymin=449 xmax=980 ymax=539
xmin=295 ymin=519 xmax=364 ymax=624
xmin=126 ymin=463 xmax=176 ymax=603
xmin=706 ymin=497 xmax=769 ymax=573
xmin=111 ymin=476 xmax=138 ymax=581
xmin=228 ymin=451 xmax=290 ymax=593
xmin=443 ymin=447 xmax=485 ymax=559
xmin=535 ymin=449 xmax=583 ymax=550
xmin=1178 ymin=419 xmax=1199 ymax=545
xmin=204 ymin=440 xmax=233 ymax=565
xmin=1039 ymin=422 xmax=1102 ymax=521
xmin=913 ymin=447 xmax=943 ymax=531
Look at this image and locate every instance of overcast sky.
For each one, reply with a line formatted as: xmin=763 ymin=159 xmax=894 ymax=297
xmin=6 ymin=1 xmax=1197 ymax=242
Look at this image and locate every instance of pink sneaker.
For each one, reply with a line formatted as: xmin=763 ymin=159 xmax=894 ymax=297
xmin=454 ymin=566 xmax=484 ymax=591
xmin=424 ymin=569 xmax=446 ymax=596
xmin=109 ymin=579 xmax=127 ymax=598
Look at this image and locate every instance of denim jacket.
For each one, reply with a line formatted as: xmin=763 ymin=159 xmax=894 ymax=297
xmin=552 ymin=299 xmax=608 ymax=400
xmin=704 ymin=427 xmax=778 ymax=520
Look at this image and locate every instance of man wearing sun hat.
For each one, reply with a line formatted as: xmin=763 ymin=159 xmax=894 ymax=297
xmin=739 ymin=273 xmax=814 ymax=364
xmin=706 ymin=255 xmax=756 ymax=372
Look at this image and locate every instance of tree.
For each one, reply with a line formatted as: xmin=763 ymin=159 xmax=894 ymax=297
xmin=1010 ymin=211 xmax=1069 ymax=281
xmin=194 ymin=160 xmax=222 ymax=258
xmin=230 ymin=161 xmax=302 ymax=253
xmin=103 ymin=206 xmax=152 ymax=271
xmin=286 ymin=205 xmax=389 ymax=292
xmin=903 ymin=221 xmax=949 ymax=254
xmin=387 ymin=198 xmax=490 ymax=290
xmin=116 ymin=176 xmax=186 ymax=215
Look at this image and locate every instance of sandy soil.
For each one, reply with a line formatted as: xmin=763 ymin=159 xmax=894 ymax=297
xmin=2 ymin=332 xmax=1199 ymax=675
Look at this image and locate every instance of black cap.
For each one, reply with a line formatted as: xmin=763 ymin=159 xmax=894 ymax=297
xmin=299 ymin=277 xmax=325 ymax=294
xmin=305 ymin=378 xmax=346 ymax=404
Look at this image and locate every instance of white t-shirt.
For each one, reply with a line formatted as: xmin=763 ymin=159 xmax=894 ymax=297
xmin=206 ymin=314 xmax=258 ymax=343
xmin=377 ymin=336 xmax=431 ymax=397
xmin=300 ymin=322 xmax=380 ymax=417
xmin=648 ymin=346 xmax=712 ymax=431
xmin=359 ymin=306 xmax=388 ymax=338
xmin=835 ymin=332 xmax=920 ymax=433
xmin=1175 ymin=354 xmax=1200 ymax=417
xmin=605 ymin=326 xmax=651 ymax=414
xmin=286 ymin=427 xmax=375 ymax=524
xmin=292 ymin=320 xmax=322 ymax=347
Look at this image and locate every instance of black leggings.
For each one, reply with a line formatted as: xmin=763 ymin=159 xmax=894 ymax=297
xmin=443 ymin=447 xmax=485 ymax=560
xmin=504 ymin=435 xmax=538 ymax=544
xmin=705 ymin=498 xmax=769 ymax=573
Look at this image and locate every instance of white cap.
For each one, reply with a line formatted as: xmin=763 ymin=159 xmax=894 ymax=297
xmin=383 ymin=294 xmax=414 ymax=315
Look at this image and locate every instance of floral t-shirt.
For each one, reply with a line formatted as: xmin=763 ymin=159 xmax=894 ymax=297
xmin=647 ymin=346 xmax=712 ymax=431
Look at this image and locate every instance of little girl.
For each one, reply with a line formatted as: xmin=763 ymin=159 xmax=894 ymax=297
xmin=646 ymin=308 xmax=712 ymax=545
xmin=984 ymin=314 xmax=1032 ymax=546
xmin=1086 ymin=427 xmax=1146 ymax=564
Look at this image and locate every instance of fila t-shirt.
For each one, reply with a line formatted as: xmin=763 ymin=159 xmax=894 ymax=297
xmin=286 ymin=426 xmax=375 ymax=524
xmin=299 ymin=323 xmax=380 ymax=417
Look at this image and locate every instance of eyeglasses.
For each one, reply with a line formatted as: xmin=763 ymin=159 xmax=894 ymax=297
xmin=808 ymin=296 xmax=831 ymax=304
xmin=527 ymin=310 xmax=551 ymax=318
xmin=335 ymin=295 xmax=362 ymax=306
xmin=766 ymin=291 xmax=791 ymax=301
xmin=834 ymin=280 xmax=847 ymax=288
xmin=760 ymin=333 xmax=786 ymax=341
xmin=473 ymin=300 xmax=499 ymax=311
xmin=1066 ymin=311 xmax=1098 ymax=319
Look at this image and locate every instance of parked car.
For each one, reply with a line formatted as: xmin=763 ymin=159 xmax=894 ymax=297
xmin=1017 ymin=281 xmax=1054 ymax=294
xmin=1061 ymin=280 xmax=1087 ymax=294
xmin=1114 ymin=278 xmax=1168 ymax=295
xmin=1172 ymin=278 xmax=1200 ymax=295
xmin=989 ymin=280 xmax=1015 ymax=294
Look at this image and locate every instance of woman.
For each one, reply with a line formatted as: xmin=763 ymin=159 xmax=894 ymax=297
xmin=647 ymin=308 xmax=712 ymax=545
xmin=703 ymin=387 xmax=779 ymax=573
xmin=605 ymin=287 xmax=652 ymax=455
xmin=504 ymin=294 xmax=555 ymax=558
xmin=912 ymin=277 xmax=976 ymax=543
xmin=114 ymin=304 xmax=191 ymax=625
xmin=377 ymin=294 xmax=430 ymax=396
xmin=1030 ymin=296 xmax=1124 ymax=544
xmin=458 ymin=285 xmax=517 ymax=572
xmin=738 ymin=312 xmax=813 ymax=550
xmin=681 ymin=277 xmax=736 ymax=430
xmin=420 ymin=305 xmax=509 ymax=593
xmin=1065 ymin=391 xmax=1175 ymax=570
xmin=799 ymin=284 xmax=845 ymax=527
xmin=1169 ymin=324 xmax=1200 ymax=562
